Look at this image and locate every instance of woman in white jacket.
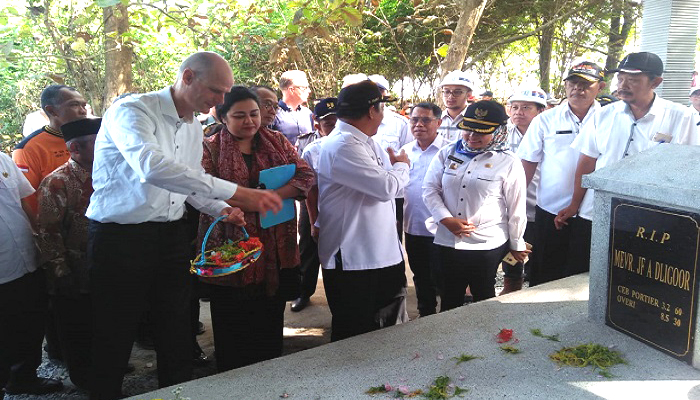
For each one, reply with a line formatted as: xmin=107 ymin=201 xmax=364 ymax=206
xmin=422 ymin=100 xmax=530 ymax=310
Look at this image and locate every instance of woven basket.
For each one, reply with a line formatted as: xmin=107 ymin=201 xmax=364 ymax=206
xmin=190 ymin=215 xmax=263 ymax=278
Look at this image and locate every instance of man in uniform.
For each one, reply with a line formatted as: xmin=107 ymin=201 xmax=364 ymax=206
xmin=291 ymin=98 xmax=338 ymax=312
xmin=317 ymin=81 xmax=409 ymax=341
xmin=517 ymin=62 xmax=605 ymax=286
xmin=559 ymin=53 xmax=697 ymax=267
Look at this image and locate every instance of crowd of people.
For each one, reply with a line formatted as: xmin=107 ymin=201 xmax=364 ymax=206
xmin=1 ymin=50 xmax=699 ymax=400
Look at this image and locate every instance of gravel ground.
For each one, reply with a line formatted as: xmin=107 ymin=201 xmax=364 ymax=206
xmin=6 ymin=267 xmax=525 ymax=400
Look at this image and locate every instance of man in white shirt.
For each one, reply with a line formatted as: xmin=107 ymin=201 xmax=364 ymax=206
xmin=317 ymin=80 xmax=410 ymax=341
xmin=400 ymin=102 xmax=447 ymax=316
xmin=292 ymin=98 xmax=338 ymax=313
xmin=437 ymin=70 xmax=474 ymax=142
xmin=517 ymin=62 xmax=605 ymax=286
xmin=502 ymin=87 xmax=546 ymax=293
xmin=86 ymin=52 xmax=281 ymax=400
xmin=368 ymin=74 xmax=413 ymax=243
xmin=689 ymin=86 xmax=700 ymax=127
xmin=0 ymin=153 xmax=63 ymax=397
xmin=559 ymin=52 xmax=698 ymax=262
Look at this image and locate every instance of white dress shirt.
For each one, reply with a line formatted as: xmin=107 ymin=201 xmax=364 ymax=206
xmin=437 ymin=107 xmax=467 ymax=142
xmin=301 ymin=136 xmax=327 ymax=182
xmin=317 ymin=120 xmax=409 ymax=270
xmin=572 ymin=95 xmax=698 ymax=220
xmin=422 ymin=144 xmax=526 ymax=251
xmin=689 ymin=105 xmax=700 ymax=128
xmin=0 ymin=153 xmax=37 ymax=284
xmin=517 ymin=100 xmax=599 ymax=216
xmin=373 ymin=110 xmax=413 ymax=152
xmin=507 ymin=122 xmax=539 ymax=222
xmin=86 ymin=87 xmax=237 ymax=223
xmin=400 ymin=135 xmax=448 ymax=237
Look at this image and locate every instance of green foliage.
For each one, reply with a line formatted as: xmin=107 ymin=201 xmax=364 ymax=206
xmin=452 ymin=354 xmax=482 ymax=364
xmin=499 ymin=345 xmax=521 ymax=354
xmin=530 ymin=328 xmax=561 ymax=342
xmin=549 ymin=343 xmax=626 ymax=378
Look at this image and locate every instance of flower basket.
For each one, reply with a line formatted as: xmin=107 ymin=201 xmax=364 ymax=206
xmin=190 ymin=215 xmax=263 ymax=278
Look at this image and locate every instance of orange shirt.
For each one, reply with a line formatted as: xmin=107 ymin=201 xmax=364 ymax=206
xmin=12 ymin=126 xmax=70 ymax=215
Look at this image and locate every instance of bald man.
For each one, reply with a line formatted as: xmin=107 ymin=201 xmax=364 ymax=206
xmin=86 ymin=52 xmax=281 ymax=400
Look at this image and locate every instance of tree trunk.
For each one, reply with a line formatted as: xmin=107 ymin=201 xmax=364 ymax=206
xmin=538 ymin=24 xmax=555 ymax=93
xmin=103 ymin=3 xmax=133 ymax=113
xmin=440 ymin=0 xmax=489 ymax=75
xmin=604 ymin=0 xmax=636 ymax=91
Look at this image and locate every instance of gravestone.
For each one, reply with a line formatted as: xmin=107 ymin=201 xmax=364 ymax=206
xmin=584 ymin=144 xmax=700 ymax=367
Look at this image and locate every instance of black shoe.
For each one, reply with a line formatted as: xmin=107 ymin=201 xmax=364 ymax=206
xmin=197 ymin=321 xmax=206 ymax=335
xmin=290 ymin=296 xmax=310 ymax=312
xmin=193 ymin=345 xmax=210 ymax=366
xmin=5 ymin=377 xmax=63 ymax=395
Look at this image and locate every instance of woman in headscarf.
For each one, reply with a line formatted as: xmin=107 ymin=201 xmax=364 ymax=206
xmin=423 ymin=100 xmax=529 ymax=311
xmin=198 ymin=86 xmax=314 ymax=372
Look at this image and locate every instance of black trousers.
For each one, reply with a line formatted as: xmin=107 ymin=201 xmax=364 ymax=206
xmin=322 ymin=258 xmax=407 ymax=342
xmin=501 ymin=221 xmax=537 ymax=279
xmin=530 ymin=206 xmax=592 ymax=286
xmin=88 ymin=220 xmax=192 ymax=400
xmin=54 ymin=294 xmax=92 ymax=389
xmin=404 ymin=233 xmax=440 ymax=316
xmin=297 ymin=202 xmax=320 ymax=299
xmin=0 ymin=270 xmax=47 ymax=391
xmin=205 ymin=284 xmax=285 ymax=372
xmin=395 ymin=198 xmax=404 ymax=244
xmin=439 ymin=242 xmax=509 ymax=311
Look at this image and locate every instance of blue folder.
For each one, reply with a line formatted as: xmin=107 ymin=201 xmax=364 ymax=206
xmin=258 ymin=164 xmax=296 ymax=229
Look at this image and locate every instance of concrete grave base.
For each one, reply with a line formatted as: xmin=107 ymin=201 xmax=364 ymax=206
xmin=128 ymin=274 xmax=700 ymax=400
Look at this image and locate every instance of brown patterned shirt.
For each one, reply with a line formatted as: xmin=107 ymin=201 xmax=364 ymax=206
xmin=37 ymin=158 xmax=93 ymax=294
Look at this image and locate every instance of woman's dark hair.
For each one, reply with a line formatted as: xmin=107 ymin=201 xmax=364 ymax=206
xmin=216 ymin=86 xmax=260 ymax=121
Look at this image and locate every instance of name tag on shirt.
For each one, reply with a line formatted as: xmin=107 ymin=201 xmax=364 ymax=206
xmin=447 ymin=155 xmax=464 ymax=164
xmin=556 ymin=130 xmax=573 ymax=134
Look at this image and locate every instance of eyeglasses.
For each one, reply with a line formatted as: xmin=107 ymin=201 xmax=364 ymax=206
xmin=442 ymin=89 xmax=466 ymax=97
xmin=261 ymin=101 xmax=279 ymax=112
xmin=409 ymin=117 xmax=438 ymax=125
xmin=293 ymin=86 xmax=310 ymax=91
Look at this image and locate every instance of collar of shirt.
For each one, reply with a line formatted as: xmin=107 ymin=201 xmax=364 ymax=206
xmin=563 ymin=99 xmax=600 ymax=125
xmin=157 ymin=87 xmax=193 ymax=123
xmin=337 ymin=120 xmax=373 ymax=145
xmin=621 ymin=93 xmax=664 ymax=122
xmin=411 ymin=135 xmax=446 ymax=153
xmin=278 ymin=99 xmax=301 ymax=112
xmin=441 ymin=106 xmax=467 ymax=122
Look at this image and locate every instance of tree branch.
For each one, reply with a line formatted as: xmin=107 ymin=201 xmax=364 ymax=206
xmin=465 ymin=0 xmax=604 ymax=69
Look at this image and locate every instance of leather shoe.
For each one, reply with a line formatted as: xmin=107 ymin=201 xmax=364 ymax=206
xmin=197 ymin=321 xmax=206 ymax=335
xmin=290 ymin=296 xmax=310 ymax=312
xmin=193 ymin=345 xmax=210 ymax=366
xmin=5 ymin=377 xmax=63 ymax=395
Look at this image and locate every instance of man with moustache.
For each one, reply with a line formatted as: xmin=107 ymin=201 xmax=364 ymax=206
xmin=437 ymin=70 xmax=474 ymax=142
xmin=558 ymin=53 xmax=697 ymax=270
xmin=400 ymin=102 xmax=447 ymax=316
xmin=316 ymin=81 xmax=410 ymax=341
xmin=517 ymin=62 xmax=605 ymax=286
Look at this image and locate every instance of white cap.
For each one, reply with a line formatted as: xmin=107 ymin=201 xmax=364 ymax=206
xmin=690 ymin=86 xmax=700 ymax=96
xmin=439 ymin=70 xmax=474 ymax=90
xmin=508 ymin=87 xmax=548 ymax=107
xmin=341 ymin=73 xmax=369 ymax=88
xmin=368 ymin=74 xmax=391 ymax=92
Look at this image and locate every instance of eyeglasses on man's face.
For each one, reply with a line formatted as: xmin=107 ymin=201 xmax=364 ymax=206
xmin=409 ymin=117 xmax=438 ymax=125
xmin=442 ymin=89 xmax=466 ymax=97
xmin=261 ymin=101 xmax=279 ymax=112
